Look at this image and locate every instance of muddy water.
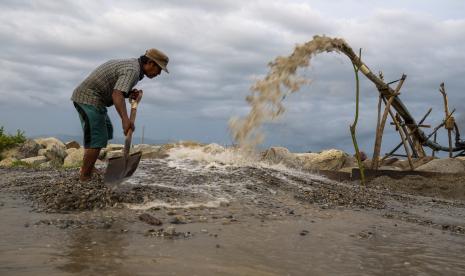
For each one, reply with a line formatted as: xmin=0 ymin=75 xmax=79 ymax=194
xmin=1 ymin=148 xmax=465 ymax=275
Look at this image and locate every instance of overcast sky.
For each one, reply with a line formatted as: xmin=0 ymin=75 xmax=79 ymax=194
xmin=1 ymin=0 xmax=464 ymax=155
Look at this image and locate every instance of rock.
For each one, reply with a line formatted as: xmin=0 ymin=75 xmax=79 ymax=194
xmin=0 ymin=157 xmax=17 ymax=167
xmin=362 ymin=159 xmax=373 ymax=168
xmin=106 ymin=144 xmax=124 ymax=151
xmin=39 ymin=161 xmax=53 ymax=168
xmin=139 ymin=213 xmax=163 ymax=226
xmin=65 ymin=140 xmax=80 ymax=149
xmin=170 ymin=215 xmax=187 ymax=224
xmin=178 ymin=140 xmax=204 ymax=148
xmin=165 ymin=226 xmax=176 ymax=236
xmin=262 ymin=147 xmax=300 ymax=167
xmin=416 ymin=158 xmax=465 ymax=173
xmin=35 ymin=137 xmax=65 ymax=149
xmin=156 ymin=143 xmax=176 ymax=158
xmin=203 ymin=143 xmax=225 ymax=154
xmin=44 ymin=144 xmax=67 ymax=164
xmin=17 ymin=139 xmax=41 ymax=159
xmin=63 ymin=148 xmax=84 ymax=167
xmin=106 ymin=150 xmax=122 ymax=159
xmin=1 ymin=146 xmax=20 ymax=159
xmin=342 ymin=156 xmax=357 ymax=168
xmin=38 ymin=148 xmax=47 ymax=156
xmin=20 ymin=156 xmax=48 ymax=166
xmin=298 ymin=149 xmax=348 ymax=171
xmin=66 ymin=148 xmax=77 ymax=155
xmin=133 ymin=144 xmax=162 ymax=159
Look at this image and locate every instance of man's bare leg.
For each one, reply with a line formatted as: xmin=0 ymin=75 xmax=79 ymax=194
xmin=80 ymin=148 xmax=101 ymax=181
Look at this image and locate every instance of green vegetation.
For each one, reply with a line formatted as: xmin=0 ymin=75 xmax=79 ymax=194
xmin=0 ymin=126 xmax=26 ymax=156
xmin=349 ymin=49 xmax=365 ymax=185
xmin=10 ymin=160 xmax=34 ymax=168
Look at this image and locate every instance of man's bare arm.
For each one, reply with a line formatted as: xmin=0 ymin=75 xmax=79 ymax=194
xmin=112 ymin=90 xmax=133 ymax=135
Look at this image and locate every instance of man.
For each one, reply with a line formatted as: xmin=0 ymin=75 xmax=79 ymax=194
xmin=71 ymin=48 xmax=169 ymax=181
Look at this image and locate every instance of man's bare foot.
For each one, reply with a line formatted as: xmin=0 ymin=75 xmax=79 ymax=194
xmin=79 ymin=167 xmax=94 ymax=181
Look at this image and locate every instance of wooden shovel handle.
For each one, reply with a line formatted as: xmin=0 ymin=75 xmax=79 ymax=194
xmin=124 ymin=100 xmax=139 ymax=159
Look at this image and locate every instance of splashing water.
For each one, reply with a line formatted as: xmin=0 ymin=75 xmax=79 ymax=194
xmin=229 ymin=35 xmax=347 ymax=150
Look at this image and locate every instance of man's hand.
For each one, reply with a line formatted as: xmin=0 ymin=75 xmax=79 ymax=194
xmin=129 ymin=89 xmax=143 ymax=103
xmin=122 ymin=117 xmax=135 ymax=136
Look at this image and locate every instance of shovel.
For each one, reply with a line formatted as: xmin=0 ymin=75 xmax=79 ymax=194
xmin=104 ymin=98 xmax=142 ymax=185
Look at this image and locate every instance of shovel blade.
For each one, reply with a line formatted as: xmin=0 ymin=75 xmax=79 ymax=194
xmin=104 ymin=151 xmax=142 ymax=185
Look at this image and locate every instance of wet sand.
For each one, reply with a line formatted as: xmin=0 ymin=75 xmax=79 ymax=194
xmin=1 ymin=160 xmax=465 ymax=275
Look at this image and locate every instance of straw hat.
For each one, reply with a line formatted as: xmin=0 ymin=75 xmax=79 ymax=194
xmin=145 ymin=48 xmax=169 ymax=73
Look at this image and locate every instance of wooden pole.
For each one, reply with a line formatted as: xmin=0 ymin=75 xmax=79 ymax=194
xmin=432 ymin=132 xmax=437 ymax=158
xmin=439 ymin=83 xmax=453 ymax=157
xmin=381 ymin=108 xmax=432 ymax=161
xmin=372 ymin=92 xmax=400 ymax=169
xmin=397 ymin=114 xmax=419 ymax=158
xmin=371 ymin=74 xmax=406 ymax=169
xmin=392 ymin=114 xmax=415 ymax=170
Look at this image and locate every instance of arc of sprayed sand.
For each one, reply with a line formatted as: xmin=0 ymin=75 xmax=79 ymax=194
xmin=229 ymin=35 xmax=347 ymax=151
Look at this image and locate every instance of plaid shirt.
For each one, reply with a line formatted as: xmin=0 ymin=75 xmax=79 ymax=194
xmin=71 ymin=58 xmax=144 ymax=107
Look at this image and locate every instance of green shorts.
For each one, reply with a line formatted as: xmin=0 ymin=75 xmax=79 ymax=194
xmin=73 ymin=102 xmax=113 ymax=149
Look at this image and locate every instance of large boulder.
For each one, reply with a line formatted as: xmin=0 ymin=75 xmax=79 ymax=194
xmin=66 ymin=148 xmax=78 ymax=155
xmin=34 ymin=137 xmax=67 ymax=164
xmin=44 ymin=144 xmax=67 ymax=164
xmin=106 ymin=150 xmax=123 ymax=159
xmin=63 ymin=148 xmax=84 ymax=167
xmin=156 ymin=143 xmax=177 ymax=159
xmin=133 ymin=144 xmax=162 ymax=159
xmin=106 ymin=144 xmax=124 ymax=151
xmin=21 ymin=156 xmax=48 ymax=166
xmin=35 ymin=137 xmax=65 ymax=149
xmin=297 ymin=149 xmax=348 ymax=171
xmin=65 ymin=140 xmax=81 ymax=149
xmin=416 ymin=158 xmax=465 ymax=173
xmin=261 ymin=147 xmax=300 ymax=167
xmin=342 ymin=156 xmax=357 ymax=168
xmin=203 ymin=143 xmax=225 ymax=154
xmin=0 ymin=157 xmax=17 ymax=167
xmin=178 ymin=140 xmax=204 ymax=148
xmin=38 ymin=148 xmax=47 ymax=156
xmin=17 ymin=139 xmax=41 ymax=159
